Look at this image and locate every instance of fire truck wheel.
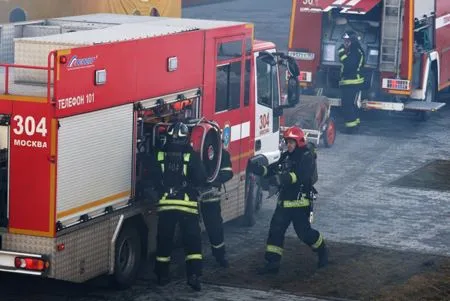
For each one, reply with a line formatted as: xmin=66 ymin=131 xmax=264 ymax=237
xmin=112 ymin=224 xmax=142 ymax=289
xmin=418 ymin=71 xmax=436 ymax=121
xmin=243 ymin=174 xmax=262 ymax=227
xmin=323 ymin=117 xmax=336 ymax=148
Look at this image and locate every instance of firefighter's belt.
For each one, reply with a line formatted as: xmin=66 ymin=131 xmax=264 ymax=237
xmin=158 ymin=193 xmax=198 ymax=214
xmin=281 ymin=198 xmax=310 ymax=208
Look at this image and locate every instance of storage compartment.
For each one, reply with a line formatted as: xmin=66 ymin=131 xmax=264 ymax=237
xmin=135 ymin=95 xmax=222 ymax=202
xmin=317 ymin=6 xmax=382 ymax=97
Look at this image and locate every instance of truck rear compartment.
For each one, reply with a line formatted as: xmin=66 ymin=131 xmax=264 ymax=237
xmin=316 ymin=5 xmax=383 ymax=98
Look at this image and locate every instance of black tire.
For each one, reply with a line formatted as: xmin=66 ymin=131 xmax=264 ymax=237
xmin=323 ymin=117 xmax=336 ymax=148
xmin=112 ymin=224 xmax=142 ymax=290
xmin=418 ymin=71 xmax=436 ymax=121
xmin=243 ymin=173 xmax=261 ymax=227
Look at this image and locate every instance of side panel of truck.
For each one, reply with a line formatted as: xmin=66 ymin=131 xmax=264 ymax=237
xmin=51 ymin=29 xmax=206 ymax=118
xmin=56 ymin=104 xmax=134 ymax=226
xmin=8 ymin=102 xmax=53 ymax=236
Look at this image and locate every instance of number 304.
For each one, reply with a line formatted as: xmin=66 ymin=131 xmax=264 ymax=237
xmin=13 ymin=115 xmax=48 ymax=137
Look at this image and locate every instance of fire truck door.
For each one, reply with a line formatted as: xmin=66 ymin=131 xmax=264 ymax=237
xmin=214 ymin=37 xmax=253 ymax=175
xmin=254 ymin=50 xmax=281 ymax=164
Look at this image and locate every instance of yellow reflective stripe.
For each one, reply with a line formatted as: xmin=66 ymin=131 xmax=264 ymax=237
xmin=158 ymin=152 xmax=165 ymax=172
xmin=221 ymin=167 xmax=233 ymax=171
xmin=159 ymin=199 xmax=198 ymax=208
xmin=283 ymin=198 xmax=310 ymax=208
xmin=358 ymin=50 xmax=364 ymax=70
xmin=289 ymin=172 xmax=297 ymax=184
xmin=338 ymin=48 xmax=345 ymax=53
xmin=340 ymin=78 xmax=364 ymax=85
xmin=312 ymin=233 xmax=324 ymax=249
xmin=157 ymin=152 xmax=165 ymax=161
xmin=266 ymin=245 xmax=283 ymax=256
xmin=183 ymin=153 xmax=191 ymax=162
xmin=158 ymin=206 xmax=198 ymax=214
xmin=345 ymin=118 xmax=361 ymax=128
xmin=212 ymin=242 xmax=225 ymax=249
xmin=186 ymin=254 xmax=202 ymax=261
xmin=156 ymin=256 xmax=171 ymax=262
xmin=262 ymin=166 xmax=268 ymax=176
xmin=340 ymin=54 xmax=348 ymax=61
xmin=183 ymin=153 xmax=190 ymax=175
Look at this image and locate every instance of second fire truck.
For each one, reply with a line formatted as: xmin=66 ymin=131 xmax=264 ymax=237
xmin=289 ymin=0 xmax=448 ymax=120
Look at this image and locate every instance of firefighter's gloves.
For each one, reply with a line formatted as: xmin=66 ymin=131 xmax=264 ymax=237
xmin=248 ymin=162 xmax=267 ymax=176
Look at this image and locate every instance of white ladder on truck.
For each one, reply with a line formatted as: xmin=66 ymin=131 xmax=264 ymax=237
xmin=379 ymin=0 xmax=403 ymax=73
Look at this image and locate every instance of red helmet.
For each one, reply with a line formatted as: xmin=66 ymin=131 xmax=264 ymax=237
xmin=283 ymin=126 xmax=306 ymax=147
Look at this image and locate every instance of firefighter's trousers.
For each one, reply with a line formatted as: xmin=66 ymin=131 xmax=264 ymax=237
xmin=200 ymin=199 xmax=226 ymax=260
xmin=341 ymin=84 xmax=361 ymax=129
xmin=265 ymin=202 xmax=324 ymax=263
xmin=154 ymin=210 xmax=202 ymax=278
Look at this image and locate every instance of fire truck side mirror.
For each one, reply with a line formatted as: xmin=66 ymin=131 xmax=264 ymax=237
xmin=286 ymin=77 xmax=300 ymax=107
xmin=273 ymin=106 xmax=283 ymax=118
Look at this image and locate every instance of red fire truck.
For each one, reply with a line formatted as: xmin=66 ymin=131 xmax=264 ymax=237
xmin=0 ymin=14 xmax=298 ymax=286
xmin=289 ymin=0 xmax=448 ymax=120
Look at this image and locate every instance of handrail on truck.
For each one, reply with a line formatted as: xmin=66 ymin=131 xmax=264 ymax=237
xmin=0 ymin=51 xmax=57 ymax=103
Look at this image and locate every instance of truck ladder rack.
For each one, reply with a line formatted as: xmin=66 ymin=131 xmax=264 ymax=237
xmin=379 ymin=0 xmax=403 ymax=73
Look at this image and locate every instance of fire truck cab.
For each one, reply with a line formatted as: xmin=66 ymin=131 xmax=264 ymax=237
xmin=289 ymin=0 xmax=448 ymax=119
xmin=0 ymin=14 xmax=298 ymax=286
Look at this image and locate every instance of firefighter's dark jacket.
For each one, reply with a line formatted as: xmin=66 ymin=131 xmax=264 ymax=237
xmin=211 ymin=149 xmax=233 ymax=188
xmin=150 ymin=142 xmax=207 ymax=201
xmin=252 ymin=146 xmax=314 ymax=200
xmin=338 ymin=44 xmax=365 ymax=86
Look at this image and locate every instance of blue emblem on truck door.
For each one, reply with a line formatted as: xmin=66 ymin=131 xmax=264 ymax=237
xmin=222 ymin=123 xmax=231 ymax=149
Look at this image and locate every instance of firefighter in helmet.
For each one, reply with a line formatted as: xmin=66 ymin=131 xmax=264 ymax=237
xmin=152 ymin=121 xmax=207 ymax=291
xmin=200 ymin=144 xmax=233 ymax=268
xmin=249 ymin=126 xmax=328 ymax=273
xmin=338 ymin=30 xmax=365 ymax=133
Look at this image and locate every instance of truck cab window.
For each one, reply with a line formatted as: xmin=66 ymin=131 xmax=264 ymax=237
xmin=256 ymin=57 xmax=275 ymax=108
xmin=256 ymin=54 xmax=280 ymax=132
xmin=215 ymin=61 xmax=242 ymax=112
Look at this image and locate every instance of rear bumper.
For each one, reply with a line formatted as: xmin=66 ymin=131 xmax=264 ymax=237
xmin=0 ymin=250 xmax=48 ymax=276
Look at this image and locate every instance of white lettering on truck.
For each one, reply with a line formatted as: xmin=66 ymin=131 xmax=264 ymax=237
xmin=12 ymin=115 xmax=48 ymax=149
xmin=57 ymin=93 xmax=95 ymax=110
xmin=13 ymin=139 xmax=47 ymax=149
